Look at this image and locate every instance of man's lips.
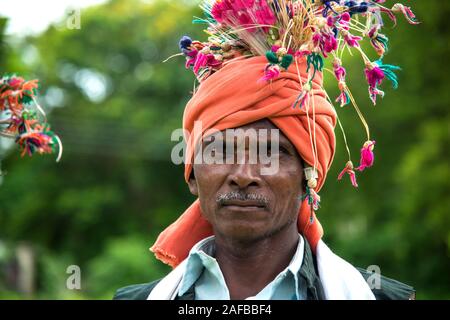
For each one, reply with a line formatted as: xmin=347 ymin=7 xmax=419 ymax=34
xmin=220 ymin=199 xmax=267 ymax=211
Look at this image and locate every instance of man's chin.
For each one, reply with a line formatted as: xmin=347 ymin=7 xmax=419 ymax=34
xmin=216 ymin=223 xmax=272 ymax=243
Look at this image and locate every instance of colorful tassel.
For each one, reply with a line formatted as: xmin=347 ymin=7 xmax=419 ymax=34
xmin=260 ymin=47 xmax=293 ymax=82
xmin=375 ymin=59 xmax=401 ymax=89
xmin=302 ymin=185 xmax=321 ymax=211
xmin=0 ymin=74 xmax=62 ymax=161
xmin=336 ymin=85 xmax=350 ymax=107
xmin=365 ymin=63 xmax=385 ymax=89
xmin=260 ymin=64 xmax=281 ymax=82
xmin=342 ymin=30 xmax=362 ymax=47
xmin=179 ymin=35 xmax=192 ymax=54
xmin=338 ymin=161 xmax=358 ymax=187
xmin=211 ymin=0 xmax=276 ymax=32
xmin=368 ymin=27 xmax=389 ymax=56
xmin=333 ymin=58 xmax=350 ymax=107
xmin=182 ymin=40 xmax=222 ymax=77
xmin=307 ymin=53 xmax=324 ymax=78
xmin=368 ymin=86 xmax=385 ymax=105
xmin=292 ymin=86 xmax=310 ymax=109
xmin=356 ymin=140 xmax=376 ymax=171
xmin=172 ymin=0 xmax=418 ymax=195
xmin=365 ymin=59 xmax=400 ymax=104
xmin=391 ymin=3 xmax=419 ymax=25
xmin=16 ymin=128 xmax=55 ymax=158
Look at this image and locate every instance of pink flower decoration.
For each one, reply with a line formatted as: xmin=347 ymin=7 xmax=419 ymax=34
xmin=333 ymin=60 xmax=346 ymax=81
xmin=313 ymin=32 xmax=337 ymax=57
xmin=271 ymin=45 xmax=294 ymax=55
xmin=368 ymin=86 xmax=385 ymax=105
xmin=186 ymin=50 xmax=222 ymax=75
xmin=259 ymin=64 xmax=281 ymax=82
xmin=365 ymin=65 xmax=385 ymax=89
xmin=338 ymin=161 xmax=358 ymax=187
xmin=328 ymin=12 xmax=350 ymax=30
xmin=211 ymin=0 xmax=275 ymax=32
xmin=356 ymin=140 xmax=376 ymax=171
xmin=344 ymin=33 xmax=362 ymax=47
xmin=193 ymin=52 xmax=208 ymax=75
xmin=392 ymin=3 xmax=419 ymax=25
xmin=185 ymin=50 xmax=198 ymax=69
xmin=9 ymin=77 xmax=23 ymax=88
xmin=292 ymin=89 xmax=310 ymax=109
xmin=323 ymin=34 xmax=338 ymax=54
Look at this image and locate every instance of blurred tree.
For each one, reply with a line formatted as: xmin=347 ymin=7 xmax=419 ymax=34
xmin=0 ymin=17 xmax=6 ymax=69
xmin=0 ymin=0 xmax=203 ymax=298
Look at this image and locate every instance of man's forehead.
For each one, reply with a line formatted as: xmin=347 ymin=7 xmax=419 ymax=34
xmin=235 ymin=118 xmax=277 ymax=131
xmin=206 ymin=119 xmax=291 ymax=143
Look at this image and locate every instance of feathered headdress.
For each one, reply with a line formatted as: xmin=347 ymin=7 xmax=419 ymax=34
xmin=172 ymin=0 xmax=418 ymax=193
xmin=0 ymin=74 xmax=62 ymax=167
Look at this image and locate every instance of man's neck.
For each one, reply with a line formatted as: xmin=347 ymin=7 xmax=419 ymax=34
xmin=214 ymin=224 xmax=299 ymax=300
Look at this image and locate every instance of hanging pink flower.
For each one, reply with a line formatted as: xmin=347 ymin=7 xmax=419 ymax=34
xmin=312 ymin=33 xmax=321 ymax=47
xmin=313 ymin=32 xmax=337 ymax=57
xmin=307 ymin=187 xmax=321 ymax=211
xmin=340 ymin=12 xmax=351 ymax=23
xmin=344 ymin=33 xmax=362 ymax=47
xmin=185 ymin=50 xmax=198 ymax=69
xmin=368 ymin=86 xmax=385 ymax=105
xmin=338 ymin=161 xmax=358 ymax=187
xmin=365 ymin=64 xmax=385 ymax=89
xmin=333 ymin=59 xmax=349 ymax=107
xmin=392 ymin=3 xmax=419 ymax=25
xmin=333 ymin=59 xmax=346 ymax=81
xmin=323 ymin=34 xmax=338 ymax=54
xmin=211 ymin=0 xmax=232 ymax=24
xmin=193 ymin=52 xmax=209 ymax=75
xmin=259 ymin=64 xmax=281 ymax=82
xmin=292 ymin=88 xmax=310 ymax=109
xmin=356 ymin=140 xmax=376 ymax=171
xmin=336 ymin=83 xmax=350 ymax=107
xmin=271 ymin=45 xmax=294 ymax=55
xmin=186 ymin=47 xmax=222 ymax=76
xmin=355 ymin=141 xmax=375 ymax=171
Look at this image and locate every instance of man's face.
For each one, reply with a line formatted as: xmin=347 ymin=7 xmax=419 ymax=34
xmin=188 ymin=119 xmax=304 ymax=243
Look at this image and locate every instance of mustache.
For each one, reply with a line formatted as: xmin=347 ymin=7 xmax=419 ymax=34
xmin=216 ymin=191 xmax=269 ymax=207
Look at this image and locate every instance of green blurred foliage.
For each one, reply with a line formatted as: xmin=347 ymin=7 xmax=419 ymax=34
xmin=0 ymin=0 xmax=448 ymax=299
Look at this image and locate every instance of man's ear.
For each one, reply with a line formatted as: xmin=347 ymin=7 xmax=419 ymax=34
xmin=301 ymin=159 xmax=307 ymax=193
xmin=187 ymin=170 xmax=199 ymax=196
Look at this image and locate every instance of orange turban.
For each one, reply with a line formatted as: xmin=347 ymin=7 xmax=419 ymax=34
xmin=151 ymin=55 xmax=337 ymax=268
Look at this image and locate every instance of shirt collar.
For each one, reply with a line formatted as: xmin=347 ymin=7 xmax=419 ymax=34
xmin=178 ymin=234 xmax=306 ymax=299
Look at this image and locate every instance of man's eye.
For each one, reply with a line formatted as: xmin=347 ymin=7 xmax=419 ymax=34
xmin=279 ymin=146 xmax=290 ymax=154
xmin=211 ymin=147 xmax=222 ymax=155
xmin=269 ymin=146 xmax=289 ymax=155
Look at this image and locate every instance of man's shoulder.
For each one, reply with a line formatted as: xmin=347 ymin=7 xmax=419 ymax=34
xmin=356 ymin=267 xmax=416 ymax=300
xmin=112 ymin=266 xmax=416 ymax=300
xmin=113 ymin=279 xmax=162 ymax=300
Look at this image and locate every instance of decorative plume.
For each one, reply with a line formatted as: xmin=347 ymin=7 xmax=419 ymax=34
xmin=356 ymin=140 xmax=376 ymax=172
xmin=338 ymin=161 xmax=358 ymax=188
xmin=172 ymin=0 xmax=418 ymax=189
xmin=0 ymin=75 xmax=62 ymax=162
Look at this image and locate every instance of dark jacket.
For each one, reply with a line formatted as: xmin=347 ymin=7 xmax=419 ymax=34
xmin=113 ymin=240 xmax=415 ymax=300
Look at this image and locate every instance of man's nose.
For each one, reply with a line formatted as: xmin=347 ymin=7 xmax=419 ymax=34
xmin=227 ymin=162 xmax=263 ymax=189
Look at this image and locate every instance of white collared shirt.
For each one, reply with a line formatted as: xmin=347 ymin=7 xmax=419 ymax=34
xmin=177 ymin=234 xmax=307 ymax=300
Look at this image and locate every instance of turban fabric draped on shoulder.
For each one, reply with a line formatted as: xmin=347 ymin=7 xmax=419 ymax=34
xmin=151 ymin=56 xmax=337 ymax=268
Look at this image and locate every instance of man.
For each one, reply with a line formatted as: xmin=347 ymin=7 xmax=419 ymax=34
xmin=114 ymin=0 xmax=417 ymax=300
xmin=113 ymin=56 xmax=414 ymax=300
